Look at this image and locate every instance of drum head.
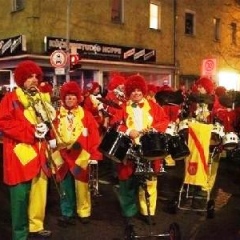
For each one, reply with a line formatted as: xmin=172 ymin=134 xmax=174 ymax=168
xmin=223 ymin=132 xmax=239 ymax=150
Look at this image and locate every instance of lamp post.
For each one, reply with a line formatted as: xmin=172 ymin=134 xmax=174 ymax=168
xmin=65 ymin=0 xmax=72 ymax=82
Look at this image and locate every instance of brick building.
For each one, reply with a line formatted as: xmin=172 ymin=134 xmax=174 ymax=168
xmin=0 ymin=0 xmax=239 ymax=90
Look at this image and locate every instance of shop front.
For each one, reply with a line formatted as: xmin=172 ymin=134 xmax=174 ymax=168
xmin=0 ymin=35 xmax=176 ymax=93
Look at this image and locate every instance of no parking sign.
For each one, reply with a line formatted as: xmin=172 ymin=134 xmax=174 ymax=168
xmin=201 ymin=58 xmax=217 ymax=77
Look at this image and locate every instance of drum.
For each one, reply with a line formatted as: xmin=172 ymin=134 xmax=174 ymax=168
xmin=222 ymin=132 xmax=239 ymax=150
xmin=98 ymin=128 xmax=132 ymax=163
xmin=139 ymin=131 xmax=168 ymax=159
xmin=168 ymin=134 xmax=190 ymax=160
xmin=178 ymin=118 xmax=196 ymax=141
xmin=165 ymin=122 xmax=178 ymax=136
xmin=210 ymin=122 xmax=225 ymax=146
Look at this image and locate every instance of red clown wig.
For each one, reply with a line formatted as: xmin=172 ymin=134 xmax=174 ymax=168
xmin=60 ymin=81 xmax=82 ymax=104
xmin=195 ymin=77 xmax=214 ymax=94
xmin=125 ymin=74 xmax=147 ymax=98
xmin=86 ymin=81 xmax=101 ymax=94
xmin=14 ymin=60 xmax=43 ymax=87
xmin=108 ymin=73 xmax=126 ymax=91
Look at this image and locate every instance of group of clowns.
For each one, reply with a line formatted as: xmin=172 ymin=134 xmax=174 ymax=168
xmin=0 ymin=60 xmax=239 ymax=240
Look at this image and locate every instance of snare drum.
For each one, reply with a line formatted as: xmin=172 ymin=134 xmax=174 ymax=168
xmin=140 ymin=131 xmax=168 ymax=160
xmin=168 ymin=134 xmax=190 ymax=160
xmin=178 ymin=118 xmax=196 ymax=141
xmin=98 ymin=128 xmax=132 ymax=163
xmin=165 ymin=122 xmax=178 ymax=136
xmin=210 ymin=122 xmax=225 ymax=146
xmin=222 ymin=132 xmax=239 ymax=150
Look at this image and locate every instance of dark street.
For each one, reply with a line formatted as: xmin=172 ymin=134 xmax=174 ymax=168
xmin=1 ymin=152 xmax=240 ymax=240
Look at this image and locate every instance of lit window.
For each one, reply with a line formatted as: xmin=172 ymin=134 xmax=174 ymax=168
xmin=185 ymin=11 xmax=195 ymax=35
xmin=111 ymin=0 xmax=124 ymax=23
xmin=213 ymin=18 xmax=221 ymax=41
xmin=150 ymin=1 xmax=161 ymax=30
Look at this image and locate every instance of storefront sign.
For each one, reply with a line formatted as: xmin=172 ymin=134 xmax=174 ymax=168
xmin=44 ymin=36 xmax=156 ymax=63
xmin=0 ymin=35 xmax=27 ymax=57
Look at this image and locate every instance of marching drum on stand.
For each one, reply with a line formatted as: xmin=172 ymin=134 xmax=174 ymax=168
xmin=165 ymin=122 xmax=190 ymax=161
xmin=222 ymin=132 xmax=239 ymax=151
xmin=139 ymin=130 xmax=169 ymax=160
xmin=99 ymin=127 xmax=181 ymax=240
xmin=99 ymin=127 xmax=132 ymax=163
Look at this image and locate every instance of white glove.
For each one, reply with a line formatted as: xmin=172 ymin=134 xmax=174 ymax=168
xmin=35 ymin=122 xmax=49 ymax=139
xmin=48 ymin=139 xmax=57 ymax=149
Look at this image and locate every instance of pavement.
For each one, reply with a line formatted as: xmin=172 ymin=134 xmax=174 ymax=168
xmin=1 ymin=152 xmax=240 ymax=240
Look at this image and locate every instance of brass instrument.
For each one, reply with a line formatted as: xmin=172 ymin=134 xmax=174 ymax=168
xmin=88 ymin=160 xmax=101 ymax=197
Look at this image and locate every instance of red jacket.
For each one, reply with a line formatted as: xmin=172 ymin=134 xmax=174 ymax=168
xmin=0 ymin=90 xmax=51 ymax=185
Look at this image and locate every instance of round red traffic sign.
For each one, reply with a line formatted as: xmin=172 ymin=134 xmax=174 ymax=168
xmin=50 ymin=50 xmax=68 ymax=68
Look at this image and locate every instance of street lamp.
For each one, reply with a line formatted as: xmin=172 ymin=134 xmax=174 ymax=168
xmin=65 ymin=0 xmax=72 ymax=82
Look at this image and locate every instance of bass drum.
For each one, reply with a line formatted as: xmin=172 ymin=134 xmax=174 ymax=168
xmin=222 ymin=132 xmax=239 ymax=151
xmin=140 ymin=131 xmax=168 ymax=160
xmin=98 ymin=128 xmax=132 ymax=163
xmin=168 ymin=134 xmax=190 ymax=161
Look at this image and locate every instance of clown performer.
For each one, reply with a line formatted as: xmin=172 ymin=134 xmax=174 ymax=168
xmin=50 ymin=81 xmax=102 ymax=226
xmin=184 ymin=77 xmax=222 ymax=207
xmin=110 ymin=74 xmax=169 ymax=225
xmin=103 ymin=73 xmax=126 ymax=185
xmin=0 ymin=60 xmax=53 ymax=240
xmin=83 ymin=81 xmax=108 ymax=135
xmin=104 ymin=72 xmax=126 ymax=120
xmin=155 ymin=81 xmax=182 ymax=168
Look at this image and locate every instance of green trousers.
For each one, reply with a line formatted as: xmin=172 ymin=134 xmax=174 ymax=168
xmin=119 ymin=175 xmax=158 ymax=217
xmin=59 ymin=172 xmax=76 ymax=217
xmin=10 ymin=182 xmax=31 ymax=240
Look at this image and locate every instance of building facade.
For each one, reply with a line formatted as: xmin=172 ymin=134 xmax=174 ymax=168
xmin=0 ymin=0 xmax=239 ymax=90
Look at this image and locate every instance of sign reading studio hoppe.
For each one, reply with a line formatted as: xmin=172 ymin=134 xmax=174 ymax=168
xmin=0 ymin=35 xmax=27 ymax=57
xmin=44 ymin=36 xmax=156 ymax=64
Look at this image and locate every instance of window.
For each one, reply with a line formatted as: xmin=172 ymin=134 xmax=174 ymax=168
xmin=149 ymin=1 xmax=161 ymax=30
xmin=111 ymin=0 xmax=124 ymax=23
xmin=185 ymin=11 xmax=195 ymax=35
xmin=230 ymin=22 xmax=237 ymax=45
xmin=213 ymin=18 xmax=221 ymax=41
xmin=12 ymin=0 xmax=24 ymax=11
